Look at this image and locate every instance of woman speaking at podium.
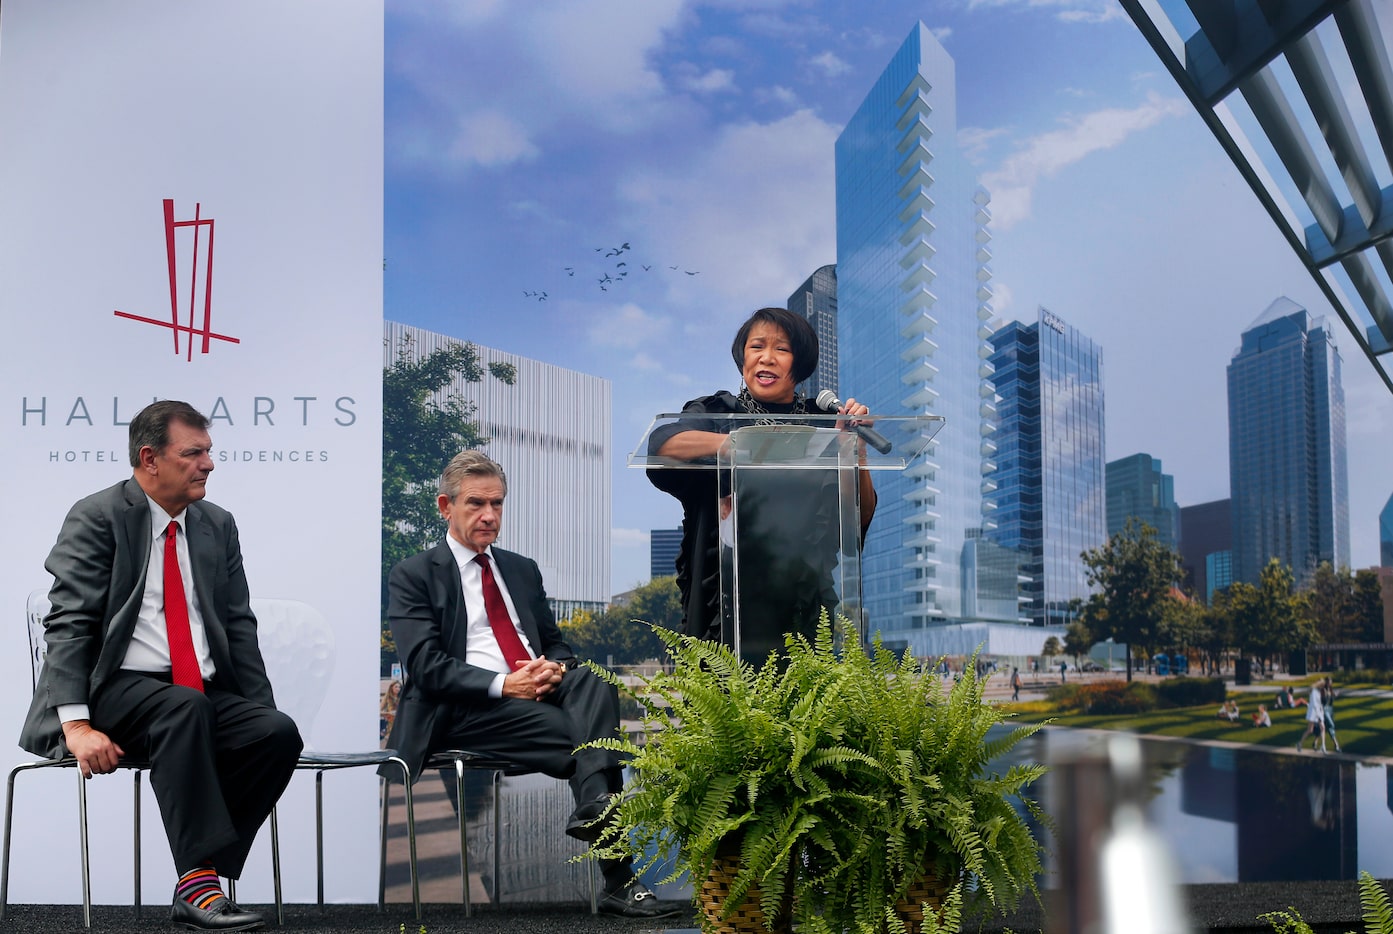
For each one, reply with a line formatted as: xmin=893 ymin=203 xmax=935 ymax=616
xmin=646 ymin=307 xmax=877 ymax=660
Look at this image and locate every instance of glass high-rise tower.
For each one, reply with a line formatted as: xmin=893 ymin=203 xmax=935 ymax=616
xmin=1106 ymin=453 xmax=1179 ymax=549
xmin=1227 ymin=297 xmax=1350 ymax=584
xmin=989 ymin=309 xmax=1106 ymax=627
xmin=787 ymin=264 xmax=838 ymax=400
xmin=835 ymin=23 xmax=1002 ymax=635
xmin=1380 ymin=493 xmax=1393 ymax=568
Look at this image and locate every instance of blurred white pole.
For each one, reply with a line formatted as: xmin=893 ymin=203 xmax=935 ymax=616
xmin=1049 ymin=733 xmax=1193 ymax=934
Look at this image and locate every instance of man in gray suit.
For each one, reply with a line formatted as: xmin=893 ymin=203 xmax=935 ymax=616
xmin=20 ymin=400 xmax=302 ymax=932
xmin=381 ymin=450 xmax=670 ymax=919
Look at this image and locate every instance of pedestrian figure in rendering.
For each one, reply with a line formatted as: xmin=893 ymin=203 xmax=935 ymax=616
xmin=1296 ymin=683 xmax=1326 ymax=753
xmin=1320 ymin=677 xmax=1340 ymax=752
xmin=1010 ymin=666 xmax=1022 ymax=702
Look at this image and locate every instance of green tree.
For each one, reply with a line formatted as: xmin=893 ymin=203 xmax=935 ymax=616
xmin=1040 ymin=635 xmax=1062 ymax=662
xmin=1078 ymin=519 xmax=1184 ymax=681
xmin=1304 ymin=561 xmax=1358 ymax=643
xmin=381 ymin=334 xmax=516 ymax=670
xmin=1227 ymin=559 xmax=1313 ymax=676
xmin=1063 ymin=619 xmax=1091 ymax=668
xmin=1353 ymin=569 xmax=1386 ymax=644
xmin=560 ymin=576 xmax=683 ymax=665
xmin=1160 ymin=590 xmax=1208 ymax=660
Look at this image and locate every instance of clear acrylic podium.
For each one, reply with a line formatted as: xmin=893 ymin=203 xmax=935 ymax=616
xmin=632 ymin=411 xmax=943 ymax=666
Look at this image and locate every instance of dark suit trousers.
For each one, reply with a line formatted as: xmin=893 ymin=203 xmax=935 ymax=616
xmin=440 ymin=666 xmax=623 ymax=804
xmin=91 ymin=671 xmax=303 ymax=878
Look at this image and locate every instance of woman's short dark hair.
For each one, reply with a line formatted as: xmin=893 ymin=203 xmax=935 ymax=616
xmin=730 ymin=307 xmax=819 ymax=384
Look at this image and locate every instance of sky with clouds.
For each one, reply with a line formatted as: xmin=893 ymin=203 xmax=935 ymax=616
xmin=383 ymin=0 xmax=1393 ymax=594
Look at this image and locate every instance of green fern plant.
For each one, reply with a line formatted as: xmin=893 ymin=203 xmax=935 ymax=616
xmin=583 ymin=614 xmax=1048 ymax=933
xmin=1259 ymin=871 xmax=1393 ymax=934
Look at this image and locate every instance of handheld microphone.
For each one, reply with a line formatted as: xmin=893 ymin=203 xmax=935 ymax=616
xmin=815 ymin=390 xmax=893 ymax=455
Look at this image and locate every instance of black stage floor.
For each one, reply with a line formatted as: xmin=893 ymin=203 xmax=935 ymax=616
xmin=0 ymin=880 xmax=1377 ymax=934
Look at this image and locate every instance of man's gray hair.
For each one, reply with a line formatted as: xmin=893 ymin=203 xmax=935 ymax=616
xmin=439 ymin=450 xmax=508 ymax=500
xmin=128 ymin=400 xmax=210 ymax=468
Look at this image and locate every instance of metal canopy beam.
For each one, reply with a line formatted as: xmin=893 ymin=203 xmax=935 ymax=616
xmin=1121 ymin=0 xmax=1393 ymax=394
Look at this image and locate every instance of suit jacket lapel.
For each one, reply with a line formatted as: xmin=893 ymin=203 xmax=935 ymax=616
xmin=186 ymin=505 xmax=233 ymax=672
xmin=431 ymin=543 xmax=470 ymax=657
xmin=96 ymin=480 xmax=156 ymax=685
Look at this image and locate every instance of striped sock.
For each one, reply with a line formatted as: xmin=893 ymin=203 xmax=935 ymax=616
xmin=175 ymin=866 xmax=225 ymax=910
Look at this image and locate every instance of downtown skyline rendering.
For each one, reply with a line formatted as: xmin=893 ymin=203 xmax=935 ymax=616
xmin=384 ymin=1 xmax=1392 ymax=596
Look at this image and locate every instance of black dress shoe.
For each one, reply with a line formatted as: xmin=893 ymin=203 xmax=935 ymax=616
xmin=597 ymin=879 xmax=680 ymax=918
xmin=170 ymin=895 xmax=265 ymax=931
xmin=565 ymin=792 xmax=618 ymax=843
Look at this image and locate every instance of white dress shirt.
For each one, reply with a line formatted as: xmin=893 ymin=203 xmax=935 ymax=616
xmin=445 ymin=536 xmax=536 ymax=698
xmin=58 ymin=496 xmax=217 ymax=724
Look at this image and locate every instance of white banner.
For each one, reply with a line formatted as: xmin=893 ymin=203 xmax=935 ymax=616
xmin=0 ymin=1 xmax=384 ymax=904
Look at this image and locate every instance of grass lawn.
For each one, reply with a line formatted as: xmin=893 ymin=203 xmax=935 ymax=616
xmin=1006 ymin=681 xmax=1393 ymax=758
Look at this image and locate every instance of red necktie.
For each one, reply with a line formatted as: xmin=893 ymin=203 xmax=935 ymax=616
xmin=474 ymin=553 xmax=532 ymax=670
xmin=164 ymin=521 xmax=204 ymax=691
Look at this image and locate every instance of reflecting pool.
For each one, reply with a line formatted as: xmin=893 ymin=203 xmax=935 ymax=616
xmin=1021 ymin=728 xmax=1392 ymax=884
xmin=386 ymin=729 xmax=1393 ymax=904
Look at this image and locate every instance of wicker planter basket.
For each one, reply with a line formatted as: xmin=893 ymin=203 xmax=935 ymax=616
xmin=697 ymin=849 xmax=792 ymax=934
xmin=893 ymin=868 xmax=956 ymax=934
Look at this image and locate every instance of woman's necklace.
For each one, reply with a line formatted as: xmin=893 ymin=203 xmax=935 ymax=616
xmin=737 ymin=386 xmax=808 ymax=426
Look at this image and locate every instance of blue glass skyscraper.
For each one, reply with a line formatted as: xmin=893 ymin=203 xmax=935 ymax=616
xmin=1227 ymin=297 xmax=1350 ymax=584
xmin=650 ymin=528 xmax=682 ymax=581
xmin=989 ymin=309 xmax=1106 ymax=627
xmin=835 ymin=24 xmax=1003 ymax=635
xmin=1380 ymin=494 xmax=1393 ymax=568
xmin=1107 ymin=453 xmax=1179 ymax=548
xmin=787 ymin=264 xmax=838 ymax=400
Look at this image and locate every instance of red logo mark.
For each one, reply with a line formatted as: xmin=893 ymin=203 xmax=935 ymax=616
xmin=114 ymin=199 xmax=240 ymax=360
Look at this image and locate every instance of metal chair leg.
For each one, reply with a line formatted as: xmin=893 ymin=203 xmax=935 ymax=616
xmin=401 ymin=767 xmax=419 ymax=920
xmin=376 ymin=778 xmax=387 ymax=913
xmin=379 ymin=771 xmax=421 ymax=921
xmin=269 ymin=805 xmax=284 ymax=925
xmin=77 ymin=770 xmax=91 ymax=929
xmin=315 ymin=772 xmax=325 ymax=909
xmin=133 ymin=771 xmax=142 ymax=919
xmin=491 ymin=770 xmax=503 ymax=905
xmin=456 ymin=759 xmax=470 ymax=917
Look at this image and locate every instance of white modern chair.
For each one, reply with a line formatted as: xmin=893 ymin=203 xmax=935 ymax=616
xmin=385 ymin=749 xmax=596 ymax=916
xmin=249 ymin=597 xmax=419 ymax=923
xmin=0 ymin=590 xmax=153 ymax=928
xmin=0 ymin=592 xmax=419 ymax=927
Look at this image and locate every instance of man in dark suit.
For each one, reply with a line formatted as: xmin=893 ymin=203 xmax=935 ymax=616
xmin=381 ymin=450 xmax=669 ymax=919
xmin=20 ymin=401 xmax=302 ymax=932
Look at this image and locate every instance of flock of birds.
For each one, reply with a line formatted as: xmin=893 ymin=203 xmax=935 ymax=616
xmin=521 ymin=241 xmax=699 ymax=301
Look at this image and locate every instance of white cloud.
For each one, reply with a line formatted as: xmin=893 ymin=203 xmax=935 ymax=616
xmin=808 ymin=50 xmax=851 ymax=78
xmin=981 ymin=92 xmax=1189 ymax=230
xmin=989 ymin=280 xmax=1015 ymax=317
xmin=966 ymin=0 xmax=1123 ymax=24
xmin=587 ymin=302 xmax=672 ymax=349
xmin=615 ymin=108 xmax=839 ymax=314
xmin=447 ymin=111 xmax=539 ymax=167
xmin=681 ymin=68 xmax=737 ymax=94
xmin=391 ymin=0 xmax=508 ymax=29
xmin=755 ymin=85 xmax=801 ymax=108
xmin=527 ymin=1 xmax=681 ymax=113
xmin=930 ymin=26 xmax=953 ymax=42
xmin=612 ymin=527 xmax=650 ymax=547
xmin=957 ymin=125 xmax=1009 ymax=164
xmin=389 ymin=0 xmax=688 ymax=175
